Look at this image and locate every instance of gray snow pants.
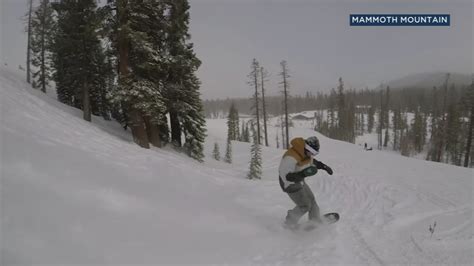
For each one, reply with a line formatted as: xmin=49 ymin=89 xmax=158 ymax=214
xmin=285 ymin=182 xmax=321 ymax=224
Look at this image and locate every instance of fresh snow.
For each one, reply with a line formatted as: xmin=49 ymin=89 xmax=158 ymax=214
xmin=1 ymin=65 xmax=473 ymax=265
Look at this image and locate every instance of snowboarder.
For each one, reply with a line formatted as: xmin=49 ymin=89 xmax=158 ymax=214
xmin=279 ymin=136 xmax=333 ymax=229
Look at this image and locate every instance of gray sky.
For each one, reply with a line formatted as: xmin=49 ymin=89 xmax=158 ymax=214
xmin=1 ymin=0 xmax=472 ymax=100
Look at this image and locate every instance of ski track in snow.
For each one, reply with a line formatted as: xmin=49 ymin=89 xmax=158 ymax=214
xmin=1 ymin=66 xmax=473 ymax=265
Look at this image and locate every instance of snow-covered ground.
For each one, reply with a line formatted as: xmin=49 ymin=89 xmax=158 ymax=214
xmin=1 ymin=65 xmax=473 ymax=265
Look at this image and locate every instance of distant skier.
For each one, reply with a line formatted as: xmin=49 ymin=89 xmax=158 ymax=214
xmin=279 ymin=136 xmax=333 ymax=229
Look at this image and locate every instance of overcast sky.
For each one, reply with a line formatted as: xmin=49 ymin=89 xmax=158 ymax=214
xmin=1 ymin=0 xmax=472 ymax=100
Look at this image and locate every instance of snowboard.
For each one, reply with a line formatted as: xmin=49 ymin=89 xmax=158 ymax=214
xmin=302 ymin=212 xmax=340 ymax=231
xmin=284 ymin=212 xmax=339 ymax=231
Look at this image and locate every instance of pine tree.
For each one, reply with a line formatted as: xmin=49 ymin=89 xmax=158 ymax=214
xmin=446 ymin=103 xmax=462 ymax=164
xmin=30 ymin=0 xmax=55 ymax=93
xmin=412 ymin=107 xmax=424 ymax=153
xmin=427 ymin=87 xmax=439 ymax=161
xmin=446 ymin=85 xmax=462 ymax=165
xmin=383 ymin=87 xmax=390 ymax=147
xmin=52 ymin=0 xmax=113 ymax=122
xmin=280 ymin=60 xmax=290 ymax=148
xmin=378 ymin=90 xmax=384 ymax=149
xmin=368 ymin=105 xmax=375 ymax=133
xmin=276 ymin=128 xmax=280 ymax=149
xmin=103 ymin=0 xmax=169 ymax=148
xmin=227 ymin=103 xmax=239 ymax=141
xmin=180 ymin=74 xmax=207 ymax=162
xmin=327 ymin=89 xmax=336 ymax=138
xmin=260 ymin=66 xmax=269 ymax=146
xmin=26 ymin=0 xmax=33 ymax=84
xmin=224 ymin=107 xmax=234 ymax=163
xmin=164 ymin=0 xmax=206 ymax=157
xmin=248 ymin=59 xmax=261 ymax=144
xmin=247 ymin=122 xmax=262 ymax=180
xmin=245 ymin=122 xmax=250 ymax=142
xmin=224 ymin=137 xmax=232 ymax=163
xmin=400 ymin=112 xmax=411 ymax=156
xmin=436 ymin=73 xmax=450 ymax=161
xmin=348 ymin=102 xmax=356 ymax=143
xmin=212 ymin=142 xmax=220 ymax=161
xmin=392 ymin=106 xmax=402 ymax=150
xmin=463 ymin=80 xmax=474 ymax=167
xmin=336 ymin=77 xmax=349 ymax=141
xmin=240 ymin=120 xmax=246 ymax=142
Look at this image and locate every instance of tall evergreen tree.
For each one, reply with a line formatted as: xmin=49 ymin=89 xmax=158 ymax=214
xmin=383 ymin=87 xmax=390 ymax=147
xmin=212 ymin=142 xmax=220 ymax=161
xmin=427 ymin=87 xmax=439 ymax=161
xmin=276 ymin=128 xmax=280 ymax=149
xmin=104 ymin=0 xmax=168 ymax=148
xmin=348 ymin=102 xmax=356 ymax=143
xmin=378 ymin=90 xmax=384 ymax=149
xmin=244 ymin=122 xmax=250 ymax=142
xmin=260 ymin=66 xmax=269 ymax=146
xmin=26 ymin=0 xmax=33 ymax=84
xmin=52 ymin=0 xmax=113 ymax=122
xmin=224 ymin=136 xmax=232 ymax=163
xmin=327 ymin=89 xmax=336 ymax=138
xmin=240 ymin=120 xmax=246 ymax=142
xmin=444 ymin=84 xmax=463 ymax=165
xmin=463 ymin=80 xmax=474 ymax=167
xmin=336 ymin=78 xmax=346 ymax=140
xmin=227 ymin=103 xmax=239 ymax=141
xmin=248 ymin=59 xmax=261 ymax=144
xmin=247 ymin=122 xmax=262 ymax=180
xmin=412 ymin=107 xmax=425 ymax=153
xmin=180 ymin=74 xmax=207 ymax=162
xmin=368 ymin=105 xmax=375 ymax=133
xmin=280 ymin=60 xmax=290 ymax=148
xmin=436 ymin=73 xmax=450 ymax=161
xmin=30 ymin=0 xmax=55 ymax=92
xmin=392 ymin=106 xmax=401 ymax=150
xmin=400 ymin=112 xmax=411 ymax=156
xmin=164 ymin=0 xmax=206 ymax=157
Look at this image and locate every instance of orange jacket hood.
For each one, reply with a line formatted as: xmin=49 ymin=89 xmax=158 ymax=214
xmin=283 ymin=137 xmax=312 ymax=166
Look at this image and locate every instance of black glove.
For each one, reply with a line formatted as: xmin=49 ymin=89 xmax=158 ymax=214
xmin=286 ymin=166 xmax=318 ymax=182
xmin=313 ymin=159 xmax=333 ymax=175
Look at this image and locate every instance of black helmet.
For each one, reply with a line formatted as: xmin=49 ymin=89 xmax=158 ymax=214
xmin=305 ymin=136 xmax=320 ymax=156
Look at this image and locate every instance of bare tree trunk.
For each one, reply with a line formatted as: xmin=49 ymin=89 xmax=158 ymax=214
xmin=129 ymin=109 xmax=150 ymax=148
xmin=260 ymin=67 xmax=268 ymax=147
xmin=144 ymin=116 xmax=162 ymax=148
xmin=26 ymin=0 xmax=33 ymax=84
xmin=118 ymin=0 xmax=149 ymax=148
xmin=170 ymin=110 xmax=181 ymax=146
xmin=83 ymin=80 xmax=91 ymax=122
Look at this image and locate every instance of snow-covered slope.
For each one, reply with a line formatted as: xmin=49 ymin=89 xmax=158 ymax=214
xmin=1 ymin=65 xmax=473 ymax=265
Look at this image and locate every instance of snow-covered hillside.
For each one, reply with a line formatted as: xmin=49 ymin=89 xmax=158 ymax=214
xmin=1 ymin=65 xmax=473 ymax=265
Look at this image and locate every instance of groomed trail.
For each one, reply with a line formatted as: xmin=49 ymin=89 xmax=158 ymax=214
xmin=1 ymin=65 xmax=472 ymax=265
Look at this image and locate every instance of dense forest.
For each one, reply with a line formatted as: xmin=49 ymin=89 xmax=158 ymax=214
xmin=25 ymin=0 xmax=206 ymax=161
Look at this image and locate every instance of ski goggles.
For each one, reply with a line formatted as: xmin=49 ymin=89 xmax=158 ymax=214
xmin=304 ymin=144 xmax=319 ymax=156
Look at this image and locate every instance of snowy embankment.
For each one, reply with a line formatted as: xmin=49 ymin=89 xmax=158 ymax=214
xmin=1 ymin=65 xmax=473 ymax=265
